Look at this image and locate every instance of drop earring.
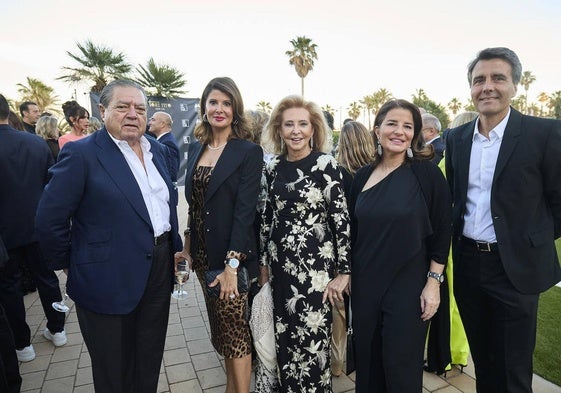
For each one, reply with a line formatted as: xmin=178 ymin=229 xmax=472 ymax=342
xmin=407 ymin=146 xmax=413 ymax=158
xmin=377 ymin=141 xmax=383 ymax=156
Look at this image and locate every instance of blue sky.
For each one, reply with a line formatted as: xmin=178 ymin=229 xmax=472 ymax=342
xmin=1 ymin=0 xmax=560 ymax=125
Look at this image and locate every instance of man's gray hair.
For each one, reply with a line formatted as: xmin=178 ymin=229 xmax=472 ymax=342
xmin=467 ymin=47 xmax=522 ymax=86
xmin=99 ymin=80 xmax=147 ymax=107
xmin=422 ymin=113 xmax=441 ymax=132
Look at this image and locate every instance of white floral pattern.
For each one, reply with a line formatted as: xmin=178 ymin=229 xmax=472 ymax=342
xmin=260 ymin=151 xmax=351 ymax=392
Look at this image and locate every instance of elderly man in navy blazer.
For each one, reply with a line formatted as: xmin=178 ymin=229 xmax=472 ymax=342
xmin=0 ymin=94 xmax=66 ymax=364
xmin=446 ymin=47 xmax=561 ymax=393
xmin=36 ymin=80 xmax=182 ymax=393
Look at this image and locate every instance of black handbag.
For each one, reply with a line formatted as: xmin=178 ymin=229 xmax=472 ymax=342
xmin=204 ymin=266 xmax=250 ymax=298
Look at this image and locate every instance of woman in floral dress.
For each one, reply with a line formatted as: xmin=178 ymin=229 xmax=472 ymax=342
xmin=259 ymin=95 xmax=351 ymax=392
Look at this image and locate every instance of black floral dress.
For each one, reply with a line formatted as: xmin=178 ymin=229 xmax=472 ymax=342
xmin=260 ymin=152 xmax=351 ymax=392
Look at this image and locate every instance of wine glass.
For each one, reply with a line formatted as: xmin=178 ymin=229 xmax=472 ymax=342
xmin=172 ymin=260 xmax=189 ymax=300
xmin=52 ymin=287 xmax=70 ymax=313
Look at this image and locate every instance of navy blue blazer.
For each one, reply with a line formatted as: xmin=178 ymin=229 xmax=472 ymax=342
xmin=158 ymin=132 xmax=180 ymax=184
xmin=36 ymin=128 xmax=182 ymax=314
xmin=184 ymin=139 xmax=263 ymax=275
xmin=0 ymin=124 xmax=53 ymax=249
xmin=446 ymin=108 xmax=561 ymax=294
xmin=429 ymin=136 xmax=445 ymax=165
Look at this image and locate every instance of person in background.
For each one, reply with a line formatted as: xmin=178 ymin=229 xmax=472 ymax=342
xmin=58 ymin=100 xmax=89 ymax=148
xmin=36 ymin=80 xmax=181 ymax=393
xmin=36 ymin=115 xmax=60 ymax=161
xmin=148 ymin=111 xmax=179 ymax=199
xmin=421 ymin=113 xmax=445 ymax=165
xmin=0 ymin=94 xmax=66 ymax=364
xmin=349 ymin=99 xmax=451 ymax=392
xmin=332 ymin=120 xmax=375 ymax=377
xmin=19 ymin=101 xmax=40 ymax=133
xmin=176 ymin=77 xmax=262 ymax=393
xmin=87 ymin=116 xmax=102 ymax=134
xmin=446 ymin=47 xmax=561 ymax=393
xmin=260 ymin=95 xmax=351 ymax=392
xmin=442 ymin=111 xmax=478 ymax=143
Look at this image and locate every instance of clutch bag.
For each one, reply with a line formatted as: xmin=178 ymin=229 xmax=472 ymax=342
xmin=204 ymin=266 xmax=249 ymax=298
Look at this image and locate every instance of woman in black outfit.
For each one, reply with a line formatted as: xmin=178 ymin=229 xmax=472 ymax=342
xmin=349 ymin=100 xmax=451 ymax=392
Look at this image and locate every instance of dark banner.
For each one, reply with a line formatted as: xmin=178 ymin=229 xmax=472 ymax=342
xmin=90 ymin=93 xmax=199 ymax=186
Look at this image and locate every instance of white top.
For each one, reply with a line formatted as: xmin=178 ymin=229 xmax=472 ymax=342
xmin=462 ymin=109 xmax=510 ymax=242
xmin=108 ymin=133 xmax=171 ymax=237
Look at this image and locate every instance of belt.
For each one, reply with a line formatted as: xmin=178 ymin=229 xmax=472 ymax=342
xmin=154 ymin=231 xmax=171 ymax=246
xmin=461 ymin=236 xmax=498 ymax=252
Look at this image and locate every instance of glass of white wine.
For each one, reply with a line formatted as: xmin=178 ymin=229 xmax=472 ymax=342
xmin=172 ymin=260 xmax=189 ymax=300
xmin=52 ymin=287 xmax=70 ymax=313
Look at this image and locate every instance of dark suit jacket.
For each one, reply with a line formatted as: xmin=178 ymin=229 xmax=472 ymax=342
xmin=158 ymin=132 xmax=180 ymax=184
xmin=0 ymin=124 xmax=53 ymax=250
xmin=35 ymin=128 xmax=182 ymax=314
xmin=429 ymin=136 xmax=445 ymax=165
xmin=184 ymin=139 xmax=263 ymax=277
xmin=445 ymin=108 xmax=561 ymax=294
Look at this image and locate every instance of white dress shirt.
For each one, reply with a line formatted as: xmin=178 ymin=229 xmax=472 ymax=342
xmin=108 ymin=134 xmax=171 ymax=237
xmin=462 ymin=109 xmax=510 ymax=242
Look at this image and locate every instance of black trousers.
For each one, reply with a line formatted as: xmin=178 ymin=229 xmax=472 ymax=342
xmin=77 ymin=238 xmax=173 ymax=393
xmin=0 ymin=304 xmax=21 ymax=393
xmin=0 ymin=242 xmax=64 ymax=349
xmin=454 ymin=238 xmax=538 ymax=393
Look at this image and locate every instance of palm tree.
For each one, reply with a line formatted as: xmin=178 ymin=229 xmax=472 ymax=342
xmin=58 ymin=40 xmax=132 ymax=92
xmin=347 ymin=102 xmax=362 ymax=121
xmin=372 ymin=88 xmax=393 ymax=116
xmin=447 ymin=98 xmax=462 ymax=116
xmin=537 ymin=92 xmax=550 ymax=117
xmin=549 ymin=91 xmax=561 ymax=119
xmin=135 ymin=58 xmax=187 ymax=98
xmin=16 ymin=77 xmax=60 ymax=113
xmin=285 ymin=36 xmax=318 ymax=97
xmin=256 ymin=101 xmax=272 ymax=114
xmin=520 ymin=71 xmax=536 ymax=113
xmin=322 ymin=105 xmax=335 ymax=115
xmin=360 ymin=94 xmax=376 ymax=130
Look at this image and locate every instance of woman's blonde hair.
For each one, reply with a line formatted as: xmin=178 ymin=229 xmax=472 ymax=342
xmin=264 ymin=95 xmax=332 ymax=155
xmin=36 ymin=116 xmax=59 ymax=140
xmin=336 ymin=121 xmax=375 ymax=175
xmin=450 ymin=111 xmax=478 ymax=128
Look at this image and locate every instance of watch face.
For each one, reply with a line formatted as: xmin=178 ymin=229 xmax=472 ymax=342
xmin=228 ymin=258 xmax=240 ymax=269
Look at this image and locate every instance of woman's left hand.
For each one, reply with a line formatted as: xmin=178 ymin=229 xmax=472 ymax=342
xmin=322 ymin=273 xmax=350 ymax=306
xmin=420 ymin=280 xmax=441 ymax=321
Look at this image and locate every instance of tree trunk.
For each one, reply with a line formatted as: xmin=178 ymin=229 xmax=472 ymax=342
xmin=301 ymin=77 xmax=305 ymax=98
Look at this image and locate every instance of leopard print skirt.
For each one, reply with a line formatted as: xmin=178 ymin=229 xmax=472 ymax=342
xmin=195 ymin=268 xmax=252 ymax=358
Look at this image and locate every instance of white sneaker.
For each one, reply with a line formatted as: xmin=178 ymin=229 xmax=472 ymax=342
xmin=16 ymin=345 xmax=35 ymax=362
xmin=43 ymin=328 xmax=67 ymax=347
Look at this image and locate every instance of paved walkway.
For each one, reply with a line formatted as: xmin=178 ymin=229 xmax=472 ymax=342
xmin=16 ymin=192 xmax=561 ymax=392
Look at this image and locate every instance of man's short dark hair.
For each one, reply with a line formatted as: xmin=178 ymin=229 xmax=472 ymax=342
xmin=0 ymin=94 xmax=10 ymax=120
xmin=467 ymin=47 xmax=522 ymax=86
xmin=19 ymin=101 xmax=37 ymax=117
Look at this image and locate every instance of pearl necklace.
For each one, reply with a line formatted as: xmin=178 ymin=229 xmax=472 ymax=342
xmin=207 ymin=142 xmax=227 ymax=151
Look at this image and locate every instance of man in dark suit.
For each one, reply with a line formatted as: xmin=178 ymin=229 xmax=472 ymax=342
xmin=19 ymin=101 xmax=41 ymax=134
xmin=36 ymin=80 xmax=182 ymax=393
xmin=148 ymin=111 xmax=180 ymax=199
xmin=0 ymin=94 xmax=66 ymax=363
xmin=445 ymin=47 xmax=561 ymax=393
xmin=422 ymin=113 xmax=445 ymax=165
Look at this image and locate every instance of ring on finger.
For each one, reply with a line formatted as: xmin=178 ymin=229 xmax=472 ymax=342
xmin=229 ymin=294 xmax=235 ymax=299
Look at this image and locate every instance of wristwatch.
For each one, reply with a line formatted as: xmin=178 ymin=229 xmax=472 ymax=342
xmin=427 ymin=271 xmax=444 ymax=284
xmin=225 ymin=258 xmax=240 ymax=269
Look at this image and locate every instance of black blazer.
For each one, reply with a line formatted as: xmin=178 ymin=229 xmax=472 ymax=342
xmin=184 ymin=139 xmax=263 ymax=275
xmin=0 ymin=124 xmax=53 ymax=249
xmin=445 ymin=108 xmax=561 ymax=294
xmin=158 ymin=132 xmax=180 ymax=183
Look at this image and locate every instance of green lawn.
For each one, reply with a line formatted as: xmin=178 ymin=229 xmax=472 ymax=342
xmin=533 ymin=238 xmax=561 ymax=386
